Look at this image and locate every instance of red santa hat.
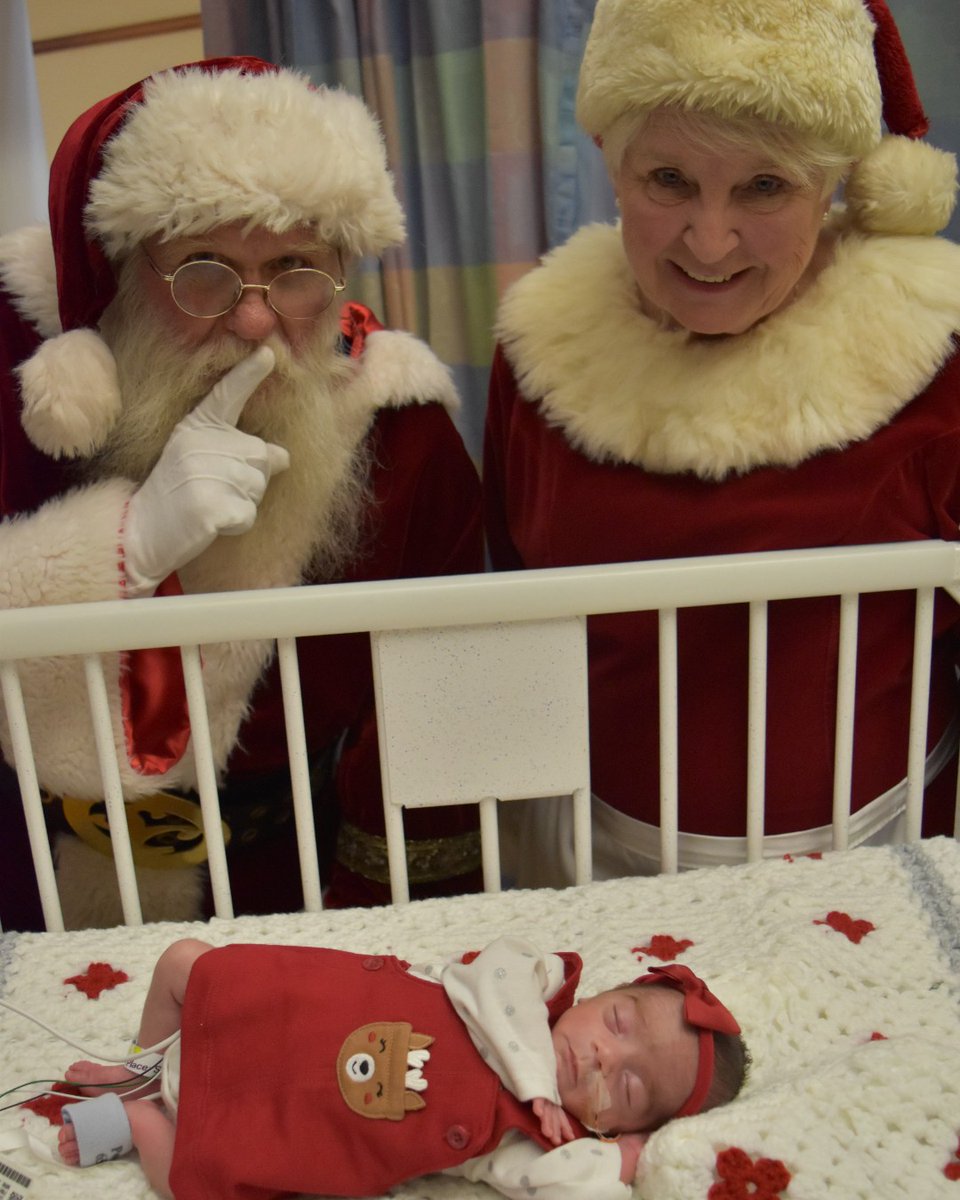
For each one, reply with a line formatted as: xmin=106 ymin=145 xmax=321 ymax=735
xmin=17 ymin=56 xmax=405 ymax=460
xmin=576 ymin=0 xmax=957 ymax=238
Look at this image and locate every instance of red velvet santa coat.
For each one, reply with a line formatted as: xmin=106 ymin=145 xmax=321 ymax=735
xmin=484 ymin=219 xmax=960 ymax=838
xmin=0 ymin=225 xmax=482 ymax=927
xmin=169 ymin=945 xmax=583 ymax=1199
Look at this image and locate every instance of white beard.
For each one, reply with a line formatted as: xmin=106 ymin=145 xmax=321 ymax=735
xmin=88 ymin=264 xmax=373 ymax=592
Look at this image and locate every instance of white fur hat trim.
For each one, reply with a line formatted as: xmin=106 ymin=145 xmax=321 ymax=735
xmin=576 ymin=0 xmax=958 ymax=238
xmin=576 ymin=0 xmax=882 ymax=157
xmin=86 ymin=67 xmax=405 ymax=262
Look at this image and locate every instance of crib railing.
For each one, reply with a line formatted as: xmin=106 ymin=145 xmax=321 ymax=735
xmin=2 ymin=539 xmax=960 ymax=931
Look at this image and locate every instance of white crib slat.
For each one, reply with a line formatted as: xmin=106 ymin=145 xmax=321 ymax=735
xmin=479 ymin=796 xmax=502 ymax=892
xmin=905 ymin=588 xmax=935 ymax=842
xmin=571 ymin=786 xmax=592 ymax=886
xmin=179 ymin=645 xmax=233 ymax=919
xmin=83 ymin=654 xmax=142 ymax=926
xmin=831 ymin=594 xmax=860 ymax=851
xmin=746 ymin=601 xmax=768 ymax=861
xmin=955 ymin=763 xmax=960 ymax=840
xmin=658 ymin=608 xmax=680 ymax=874
xmin=383 ymin=804 xmax=410 ymax=904
xmin=277 ymin=637 xmax=323 ymax=912
xmin=0 ymin=662 xmax=64 ymax=932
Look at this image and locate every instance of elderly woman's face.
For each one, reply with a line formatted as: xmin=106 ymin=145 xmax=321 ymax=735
xmin=615 ymin=112 xmax=830 ymax=336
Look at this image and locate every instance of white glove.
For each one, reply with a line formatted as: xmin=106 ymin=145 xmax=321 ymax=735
xmin=122 ymin=346 xmax=288 ymax=597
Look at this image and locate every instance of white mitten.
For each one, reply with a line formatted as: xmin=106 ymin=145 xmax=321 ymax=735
xmin=122 ymin=346 xmax=288 ymax=597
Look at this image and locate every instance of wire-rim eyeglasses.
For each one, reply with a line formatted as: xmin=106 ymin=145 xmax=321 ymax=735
xmin=142 ymin=248 xmax=346 ymax=320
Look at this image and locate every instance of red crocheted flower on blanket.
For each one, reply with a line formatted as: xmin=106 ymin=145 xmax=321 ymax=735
xmin=813 ymin=911 xmax=875 ymax=944
xmin=632 ymin=934 xmax=694 ymax=962
xmin=64 ymin=961 xmax=129 ymax=999
xmin=708 ymin=1147 xmax=791 ymax=1199
xmin=20 ymin=1082 xmax=84 ymax=1125
xmin=944 ymin=1135 xmax=960 ymax=1181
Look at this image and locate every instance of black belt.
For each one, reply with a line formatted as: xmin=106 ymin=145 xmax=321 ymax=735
xmin=43 ymin=752 xmax=334 ymax=871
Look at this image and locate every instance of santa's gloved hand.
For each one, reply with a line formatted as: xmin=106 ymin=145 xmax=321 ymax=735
xmin=122 ymin=346 xmax=288 ymax=597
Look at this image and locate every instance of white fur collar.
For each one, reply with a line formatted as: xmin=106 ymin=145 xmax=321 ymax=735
xmin=496 ymin=220 xmax=960 ymax=479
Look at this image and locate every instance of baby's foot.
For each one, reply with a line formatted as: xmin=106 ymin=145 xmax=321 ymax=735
xmin=58 ymin=1121 xmax=80 ymax=1166
xmin=63 ymin=1061 xmax=142 ymax=1097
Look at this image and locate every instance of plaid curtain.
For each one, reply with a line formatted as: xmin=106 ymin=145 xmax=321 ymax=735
xmin=200 ymin=0 xmax=617 ymax=458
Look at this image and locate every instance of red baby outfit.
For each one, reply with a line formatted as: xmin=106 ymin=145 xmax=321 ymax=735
xmin=169 ymin=945 xmax=583 ymax=1199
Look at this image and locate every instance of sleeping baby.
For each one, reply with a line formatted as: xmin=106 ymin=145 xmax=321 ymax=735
xmin=55 ymin=934 xmax=748 ymax=1199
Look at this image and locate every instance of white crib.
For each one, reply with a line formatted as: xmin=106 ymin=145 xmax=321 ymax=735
xmin=1 ymin=542 xmax=960 ymax=1200
xmin=2 ymin=538 xmax=959 ymax=930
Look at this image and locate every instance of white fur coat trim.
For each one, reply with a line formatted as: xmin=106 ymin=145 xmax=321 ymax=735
xmin=0 ymin=479 xmax=254 ymax=801
xmin=496 ymin=221 xmax=960 ymax=480
xmin=0 ymin=224 xmax=61 ymax=338
xmin=349 ymin=326 xmax=459 ymax=414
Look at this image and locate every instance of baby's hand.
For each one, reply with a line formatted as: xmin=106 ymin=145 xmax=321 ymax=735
xmin=617 ymin=1133 xmax=649 ymax=1183
xmin=532 ymin=1097 xmax=577 ymax=1146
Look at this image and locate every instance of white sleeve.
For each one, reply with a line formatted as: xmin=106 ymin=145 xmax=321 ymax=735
xmin=446 ymin=1131 xmax=631 ymax=1200
xmin=441 ymin=935 xmax=568 ymax=1103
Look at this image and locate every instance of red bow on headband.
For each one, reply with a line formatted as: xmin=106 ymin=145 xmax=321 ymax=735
xmin=637 ymin=964 xmax=741 ymax=1035
xmin=635 ymin=963 xmax=740 ymax=1118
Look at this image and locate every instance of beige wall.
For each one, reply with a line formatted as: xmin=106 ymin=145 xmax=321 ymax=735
xmin=28 ymin=0 xmax=203 ymax=161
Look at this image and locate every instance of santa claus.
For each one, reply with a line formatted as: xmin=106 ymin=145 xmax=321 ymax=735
xmin=0 ymin=57 xmax=483 ymax=929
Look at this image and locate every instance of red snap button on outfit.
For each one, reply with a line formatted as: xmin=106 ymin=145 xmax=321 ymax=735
xmin=361 ymin=956 xmax=384 ymax=970
xmin=445 ymin=1124 xmax=470 ymax=1150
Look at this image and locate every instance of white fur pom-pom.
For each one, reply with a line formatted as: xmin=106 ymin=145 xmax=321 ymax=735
xmin=845 ymin=135 xmax=959 ymax=237
xmin=17 ymin=329 xmax=122 ymax=459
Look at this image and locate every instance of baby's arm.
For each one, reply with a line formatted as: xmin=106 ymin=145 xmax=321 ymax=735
xmin=442 ymin=935 xmax=568 ymax=1104
xmin=617 ymin=1133 xmax=649 ymax=1184
xmin=532 ymin=1098 xmax=647 ymax=1184
xmin=447 ymin=1131 xmax=632 ymax=1200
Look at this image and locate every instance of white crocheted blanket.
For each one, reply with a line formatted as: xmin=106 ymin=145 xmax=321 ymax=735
xmin=1 ymin=838 xmax=959 ymax=1200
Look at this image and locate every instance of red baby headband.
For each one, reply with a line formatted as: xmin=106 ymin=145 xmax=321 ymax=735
xmin=635 ymin=963 xmax=741 ymax=1119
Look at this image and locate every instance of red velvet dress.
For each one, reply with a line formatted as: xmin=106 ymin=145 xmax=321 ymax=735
xmin=484 ymin=221 xmax=960 ymax=841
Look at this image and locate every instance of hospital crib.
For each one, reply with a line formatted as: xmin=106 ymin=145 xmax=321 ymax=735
xmin=1 ymin=540 xmax=960 ymax=1200
xmin=2 ymin=538 xmax=958 ymax=931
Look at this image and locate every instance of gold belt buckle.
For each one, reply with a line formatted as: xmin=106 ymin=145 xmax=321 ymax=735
xmin=60 ymin=792 xmax=230 ymax=870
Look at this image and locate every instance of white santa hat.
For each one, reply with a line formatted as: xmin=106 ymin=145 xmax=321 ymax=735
xmin=18 ymin=57 xmax=405 ymax=460
xmin=576 ymin=0 xmax=957 ymax=238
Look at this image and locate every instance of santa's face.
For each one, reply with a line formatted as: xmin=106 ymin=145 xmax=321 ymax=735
xmin=92 ymin=236 xmax=366 ymax=587
xmin=137 ymin=222 xmax=343 ymax=355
